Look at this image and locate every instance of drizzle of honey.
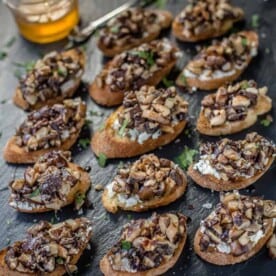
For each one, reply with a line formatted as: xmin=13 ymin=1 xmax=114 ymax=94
xmin=14 ymin=0 xmax=79 ymax=44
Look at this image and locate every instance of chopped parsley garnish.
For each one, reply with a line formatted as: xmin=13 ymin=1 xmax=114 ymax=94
xmin=0 ymin=51 xmax=7 ymax=61
xmin=13 ymin=60 xmax=36 ymax=72
xmin=57 ymin=67 xmax=67 ymax=77
xmin=162 ymin=77 xmax=174 ymax=88
xmin=29 ymin=188 xmax=40 ymax=198
xmin=251 ymin=14 xmax=259 ymax=28
xmin=241 ymin=81 xmax=249 ymax=89
xmin=121 ymin=240 xmax=132 ymax=250
xmin=260 ymin=118 xmax=272 ymax=127
xmin=85 ymin=119 xmax=93 ymax=126
xmin=90 ymin=110 xmax=102 ymax=116
xmin=78 ymin=138 xmax=90 ymax=149
xmin=5 ymin=37 xmax=16 ymax=48
xmin=155 ymin=0 xmax=167 ymax=8
xmin=118 ymin=118 xmax=129 ymax=137
xmin=75 ymin=193 xmax=86 ymax=206
xmin=97 ymin=153 xmax=107 ymax=168
xmin=132 ymin=50 xmax=155 ymax=67
xmin=127 ymin=214 xmax=132 ymax=220
xmin=110 ymin=26 xmax=120 ymax=33
xmin=241 ymin=37 xmax=247 ymax=47
xmin=56 ymin=257 xmax=64 ymax=265
xmin=175 ymin=146 xmax=198 ymax=170
xmin=179 ymin=73 xmax=187 ymax=86
xmin=99 ymin=123 xmax=105 ymax=132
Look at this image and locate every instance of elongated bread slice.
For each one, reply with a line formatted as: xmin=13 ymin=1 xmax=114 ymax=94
xmin=100 ymin=212 xmax=187 ymax=275
xmin=173 ymin=0 xmax=244 ymax=42
xmin=102 ymin=154 xmax=187 ymax=213
xmin=13 ymin=49 xmax=85 ymax=111
xmin=90 ymin=39 xmax=180 ymax=106
xmin=0 ymin=218 xmax=92 ymax=276
xmin=194 ymin=191 xmax=276 ymax=265
xmin=176 ymin=31 xmax=258 ymax=90
xmin=91 ymin=86 xmax=188 ymax=158
xmin=9 ymin=151 xmax=91 ymax=213
xmin=197 ymin=80 xmax=272 ymax=136
xmin=188 ymin=132 xmax=276 ymax=191
xmin=98 ymin=8 xmax=173 ymax=57
xmin=3 ymin=98 xmax=86 ymax=164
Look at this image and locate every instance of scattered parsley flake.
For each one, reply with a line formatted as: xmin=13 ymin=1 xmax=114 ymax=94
xmin=99 ymin=123 xmax=105 ymax=132
xmin=85 ymin=119 xmax=93 ymax=126
xmin=121 ymin=240 xmax=132 ymax=250
xmin=118 ymin=118 xmax=129 ymax=137
xmin=175 ymin=146 xmax=198 ymax=170
xmin=97 ymin=153 xmax=107 ymax=168
xmin=241 ymin=81 xmax=249 ymax=89
xmin=90 ymin=110 xmax=102 ymax=116
xmin=251 ymin=14 xmax=260 ymax=28
xmin=5 ymin=37 xmax=16 ymax=48
xmin=179 ymin=73 xmax=187 ymax=85
xmin=260 ymin=117 xmax=272 ymax=127
xmin=111 ymin=26 xmax=120 ymax=33
xmin=132 ymin=50 xmax=155 ymax=67
xmin=57 ymin=67 xmax=67 ymax=77
xmin=241 ymin=37 xmax=247 ymax=47
xmin=117 ymin=161 xmax=124 ymax=169
xmin=155 ymin=0 xmax=167 ymax=8
xmin=6 ymin=239 xmax=11 ymax=246
xmin=14 ymin=69 xmax=22 ymax=79
xmin=29 ymin=188 xmax=40 ymax=198
xmin=78 ymin=138 xmax=90 ymax=149
xmin=162 ymin=77 xmax=174 ymax=88
xmin=127 ymin=214 xmax=133 ymax=220
xmin=56 ymin=257 xmax=64 ymax=265
xmin=0 ymin=51 xmax=7 ymax=61
xmin=75 ymin=192 xmax=86 ymax=206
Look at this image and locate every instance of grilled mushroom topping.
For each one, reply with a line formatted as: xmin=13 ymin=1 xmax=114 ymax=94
xmin=183 ymin=32 xmax=257 ymax=80
xmin=176 ymin=0 xmax=243 ymax=38
xmin=201 ymin=80 xmax=267 ymax=126
xmin=106 ymin=154 xmax=184 ymax=205
xmin=19 ymin=50 xmax=84 ymax=107
xmin=113 ymin=86 xmax=188 ymax=144
xmin=5 ymin=218 xmax=92 ymax=273
xmin=96 ymin=39 xmax=180 ymax=92
xmin=194 ymin=132 xmax=276 ymax=181
xmin=199 ymin=191 xmax=276 ymax=256
xmin=107 ymin=213 xmax=186 ymax=272
xmin=99 ymin=8 xmax=167 ymax=49
xmin=9 ymin=151 xmax=82 ymax=210
xmin=14 ymin=98 xmax=86 ymax=151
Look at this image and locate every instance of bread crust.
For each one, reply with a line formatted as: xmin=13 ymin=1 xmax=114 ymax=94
xmin=176 ymin=31 xmax=259 ymax=90
xmin=97 ymin=10 xmax=173 ymax=57
xmin=196 ymin=92 xmax=272 ymax=136
xmin=9 ymin=162 xmax=91 ymax=213
xmin=91 ymin=106 xmax=187 ymax=158
xmin=13 ymin=49 xmax=85 ymax=111
xmin=194 ymin=218 xmax=274 ymax=265
xmin=102 ymin=169 xmax=187 ymax=213
xmin=188 ymin=156 xmax=274 ymax=192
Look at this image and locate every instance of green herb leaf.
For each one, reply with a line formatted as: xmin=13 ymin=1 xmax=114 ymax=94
xmin=56 ymin=257 xmax=64 ymax=265
xmin=5 ymin=37 xmax=16 ymax=48
xmin=241 ymin=37 xmax=247 ymax=47
xmin=57 ymin=67 xmax=67 ymax=77
xmin=75 ymin=192 xmax=86 ymax=206
xmin=251 ymin=14 xmax=259 ymax=28
xmin=97 ymin=153 xmax=107 ymax=168
xmin=132 ymin=50 xmax=155 ymax=67
xmin=13 ymin=60 xmax=36 ymax=72
xmin=162 ymin=77 xmax=174 ymax=88
xmin=99 ymin=123 xmax=105 ymax=132
xmin=241 ymin=81 xmax=249 ymax=89
xmin=78 ymin=138 xmax=90 ymax=149
xmin=85 ymin=119 xmax=93 ymax=126
xmin=121 ymin=240 xmax=132 ymax=250
xmin=29 ymin=188 xmax=40 ymax=198
xmin=179 ymin=73 xmax=187 ymax=86
xmin=118 ymin=118 xmax=129 ymax=137
xmin=127 ymin=214 xmax=132 ymax=220
xmin=90 ymin=110 xmax=103 ymax=117
xmin=155 ymin=0 xmax=167 ymax=8
xmin=14 ymin=69 xmax=22 ymax=79
xmin=110 ymin=26 xmax=120 ymax=33
xmin=0 ymin=51 xmax=7 ymax=61
xmin=175 ymin=146 xmax=198 ymax=170
xmin=260 ymin=118 xmax=272 ymax=127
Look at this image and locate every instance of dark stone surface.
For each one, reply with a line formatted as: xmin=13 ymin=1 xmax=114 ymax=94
xmin=0 ymin=0 xmax=276 ymax=275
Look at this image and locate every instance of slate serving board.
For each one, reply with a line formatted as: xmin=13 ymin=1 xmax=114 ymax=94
xmin=0 ymin=0 xmax=276 ymax=275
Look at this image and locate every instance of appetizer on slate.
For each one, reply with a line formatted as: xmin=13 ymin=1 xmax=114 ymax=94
xmin=90 ymin=39 xmax=180 ymax=106
xmin=173 ymin=0 xmax=244 ymax=42
xmin=3 ymin=98 xmax=86 ymax=164
xmin=14 ymin=49 xmax=85 ymax=111
xmin=102 ymin=154 xmax=187 ymax=213
xmin=98 ymin=8 xmax=173 ymax=57
xmin=177 ymin=31 xmax=258 ymax=90
xmin=197 ymin=80 xmax=272 ymax=136
xmin=9 ymin=151 xmax=91 ymax=213
xmin=0 ymin=218 xmax=92 ymax=275
xmin=194 ymin=191 xmax=276 ymax=265
xmin=92 ymin=86 xmax=188 ymax=158
xmin=188 ymin=132 xmax=276 ymax=191
xmin=100 ymin=212 xmax=187 ymax=275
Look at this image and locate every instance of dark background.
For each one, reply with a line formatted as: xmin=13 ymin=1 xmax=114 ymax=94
xmin=0 ymin=0 xmax=276 ymax=275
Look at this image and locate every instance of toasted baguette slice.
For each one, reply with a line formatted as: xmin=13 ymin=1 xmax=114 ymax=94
xmin=0 ymin=218 xmax=92 ymax=276
xmin=188 ymin=132 xmax=276 ymax=191
xmin=102 ymin=154 xmax=187 ymax=213
xmin=90 ymin=39 xmax=180 ymax=107
xmin=100 ymin=213 xmax=187 ymax=276
xmin=98 ymin=9 xmax=173 ymax=57
xmin=13 ymin=49 xmax=85 ymax=111
xmin=9 ymin=151 xmax=91 ymax=213
xmin=176 ymin=31 xmax=259 ymax=90
xmin=197 ymin=81 xmax=272 ymax=136
xmin=3 ymin=98 xmax=86 ymax=164
xmin=172 ymin=1 xmax=244 ymax=42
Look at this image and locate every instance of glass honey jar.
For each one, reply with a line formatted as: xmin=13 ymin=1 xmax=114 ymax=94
xmin=4 ymin=0 xmax=80 ymax=44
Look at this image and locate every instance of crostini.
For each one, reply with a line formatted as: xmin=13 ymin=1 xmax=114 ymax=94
xmin=13 ymin=49 xmax=85 ymax=111
xmin=90 ymin=39 xmax=181 ymax=106
xmin=0 ymin=218 xmax=92 ymax=275
xmin=91 ymin=86 xmax=188 ymax=158
xmin=188 ymin=132 xmax=276 ymax=191
xmin=9 ymin=150 xmax=91 ymax=213
xmin=100 ymin=212 xmax=187 ymax=275
xmin=102 ymin=154 xmax=187 ymax=213
xmin=3 ymin=98 xmax=86 ymax=164
xmin=194 ymin=191 xmax=276 ymax=265
xmin=173 ymin=0 xmax=244 ymax=42
xmin=176 ymin=31 xmax=258 ymax=90
xmin=197 ymin=80 xmax=272 ymax=136
xmin=98 ymin=8 xmax=173 ymax=57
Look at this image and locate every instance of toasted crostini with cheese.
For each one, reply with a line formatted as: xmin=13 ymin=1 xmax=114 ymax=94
xmin=100 ymin=212 xmax=187 ymax=275
xmin=90 ymin=39 xmax=181 ymax=106
xmin=102 ymin=154 xmax=187 ymax=213
xmin=173 ymin=0 xmax=244 ymax=42
xmin=0 ymin=218 xmax=92 ymax=275
xmin=91 ymin=86 xmax=188 ymax=158
xmin=3 ymin=98 xmax=86 ymax=164
xmin=194 ymin=191 xmax=276 ymax=265
xmin=98 ymin=8 xmax=173 ymax=57
xmin=197 ymin=80 xmax=272 ymax=136
xmin=176 ymin=31 xmax=258 ymax=90
xmin=188 ymin=132 xmax=276 ymax=191
xmin=9 ymin=151 xmax=91 ymax=213
xmin=13 ymin=49 xmax=85 ymax=111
